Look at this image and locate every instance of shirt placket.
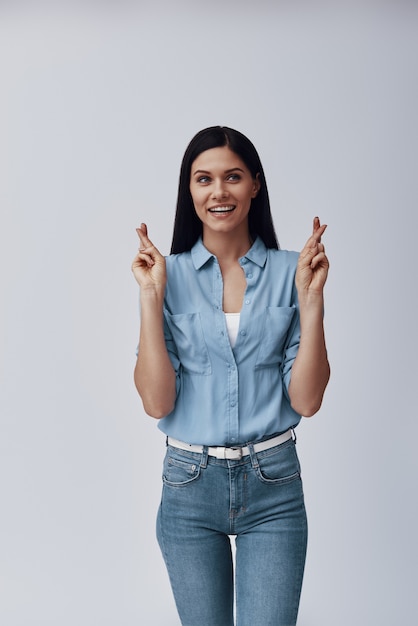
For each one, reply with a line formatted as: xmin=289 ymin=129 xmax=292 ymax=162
xmin=212 ymin=259 xmax=239 ymax=445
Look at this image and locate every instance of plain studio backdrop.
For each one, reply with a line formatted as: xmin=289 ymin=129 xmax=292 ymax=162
xmin=1 ymin=2 xmax=417 ymax=625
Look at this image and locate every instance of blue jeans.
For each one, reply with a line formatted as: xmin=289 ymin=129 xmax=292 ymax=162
xmin=156 ymin=436 xmax=308 ymax=626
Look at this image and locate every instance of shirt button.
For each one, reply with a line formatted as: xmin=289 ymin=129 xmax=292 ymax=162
xmin=231 ymin=401 xmax=236 ymax=407
xmin=247 ymin=273 xmax=253 ymax=279
xmin=245 ymin=299 xmax=250 ymax=305
xmin=240 ymin=330 xmax=246 ymax=336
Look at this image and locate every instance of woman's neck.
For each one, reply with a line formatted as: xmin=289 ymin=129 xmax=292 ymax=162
xmin=202 ymin=229 xmax=253 ymax=263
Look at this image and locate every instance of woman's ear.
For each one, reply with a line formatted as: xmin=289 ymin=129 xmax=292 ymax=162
xmin=252 ymin=173 xmax=261 ymax=198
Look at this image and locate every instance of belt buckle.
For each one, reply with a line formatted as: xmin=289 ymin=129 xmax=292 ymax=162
xmin=227 ymin=447 xmax=243 ymax=460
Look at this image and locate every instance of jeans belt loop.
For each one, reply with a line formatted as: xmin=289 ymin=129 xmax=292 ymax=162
xmin=247 ymin=441 xmax=259 ymax=469
xmin=200 ymin=445 xmax=209 ymax=468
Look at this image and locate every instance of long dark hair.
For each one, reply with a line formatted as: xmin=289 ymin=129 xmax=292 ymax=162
xmin=170 ymin=126 xmax=279 ymax=254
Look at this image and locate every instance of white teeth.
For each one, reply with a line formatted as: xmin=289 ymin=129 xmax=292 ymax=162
xmin=209 ymin=206 xmax=235 ymax=213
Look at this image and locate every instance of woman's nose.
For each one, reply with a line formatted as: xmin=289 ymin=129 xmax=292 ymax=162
xmin=212 ymin=179 xmax=228 ymax=199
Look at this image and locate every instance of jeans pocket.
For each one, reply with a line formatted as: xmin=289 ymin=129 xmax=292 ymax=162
xmin=255 ymin=441 xmax=301 ymax=485
xmin=162 ymin=451 xmax=201 ymax=487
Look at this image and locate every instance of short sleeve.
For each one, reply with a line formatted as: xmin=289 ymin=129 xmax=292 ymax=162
xmin=281 ymin=289 xmax=301 ymax=398
xmin=134 ymin=295 xmax=182 ymax=396
xmin=163 ymin=309 xmax=182 ymax=395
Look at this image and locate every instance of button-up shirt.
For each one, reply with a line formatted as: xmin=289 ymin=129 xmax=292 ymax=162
xmin=157 ymin=237 xmax=302 ymax=446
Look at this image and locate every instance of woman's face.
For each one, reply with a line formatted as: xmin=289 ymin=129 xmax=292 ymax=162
xmin=189 ymin=146 xmax=260 ymax=242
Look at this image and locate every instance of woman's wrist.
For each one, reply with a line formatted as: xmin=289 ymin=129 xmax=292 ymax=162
xmin=140 ymin=284 xmax=166 ymax=305
xmin=297 ymin=289 xmax=324 ymax=310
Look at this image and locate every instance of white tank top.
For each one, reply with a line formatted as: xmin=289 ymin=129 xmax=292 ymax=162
xmin=224 ymin=312 xmax=241 ymax=348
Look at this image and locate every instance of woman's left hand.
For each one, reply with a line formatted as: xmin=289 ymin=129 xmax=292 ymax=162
xmin=295 ymin=217 xmax=329 ymax=297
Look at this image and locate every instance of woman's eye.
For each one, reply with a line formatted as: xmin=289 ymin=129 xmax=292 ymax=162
xmin=227 ymin=173 xmax=241 ymax=181
xmin=197 ymin=176 xmax=210 ymax=183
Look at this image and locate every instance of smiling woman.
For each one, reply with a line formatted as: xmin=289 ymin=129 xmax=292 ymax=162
xmin=170 ymin=126 xmax=280 ymax=254
xmin=189 ymin=146 xmax=260 ymax=251
xmin=131 ymin=126 xmax=330 ymax=625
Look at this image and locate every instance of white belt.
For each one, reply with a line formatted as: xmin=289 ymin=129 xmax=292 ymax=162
xmin=167 ymin=429 xmax=293 ymax=461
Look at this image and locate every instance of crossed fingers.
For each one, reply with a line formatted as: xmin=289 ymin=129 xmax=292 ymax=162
xmin=132 ymin=223 xmax=157 ymax=269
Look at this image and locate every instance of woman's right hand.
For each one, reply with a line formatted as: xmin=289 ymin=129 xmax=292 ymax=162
xmin=131 ymin=223 xmax=167 ymax=292
xmin=132 ymin=224 xmax=175 ymax=418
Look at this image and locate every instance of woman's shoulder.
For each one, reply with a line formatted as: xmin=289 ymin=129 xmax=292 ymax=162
xmin=165 ymin=250 xmax=192 ymax=265
xmin=164 ymin=250 xmax=194 ymax=279
xmin=267 ymin=247 xmax=299 ymax=268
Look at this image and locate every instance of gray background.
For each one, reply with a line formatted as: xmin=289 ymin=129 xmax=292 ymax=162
xmin=1 ymin=1 xmax=417 ymax=624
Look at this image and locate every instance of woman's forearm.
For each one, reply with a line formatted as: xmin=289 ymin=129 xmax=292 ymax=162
xmin=288 ymin=293 xmax=330 ymax=417
xmin=134 ymin=289 xmax=176 ymax=419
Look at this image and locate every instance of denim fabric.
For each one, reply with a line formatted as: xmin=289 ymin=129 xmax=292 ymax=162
xmin=156 ymin=437 xmax=307 ymax=626
xmin=156 ymin=237 xmax=302 ymax=446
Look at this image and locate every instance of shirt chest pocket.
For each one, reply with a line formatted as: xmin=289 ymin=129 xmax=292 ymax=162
xmin=165 ymin=312 xmax=212 ymax=375
xmin=255 ymin=306 xmax=296 ymax=368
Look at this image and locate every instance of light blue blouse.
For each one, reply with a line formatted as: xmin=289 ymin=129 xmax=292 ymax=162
xmin=156 ymin=237 xmax=302 ymax=446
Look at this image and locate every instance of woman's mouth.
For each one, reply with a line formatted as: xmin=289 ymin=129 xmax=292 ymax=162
xmin=208 ymin=205 xmax=236 ymax=214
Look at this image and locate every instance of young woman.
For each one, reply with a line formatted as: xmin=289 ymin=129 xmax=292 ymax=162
xmin=132 ymin=126 xmax=330 ymax=626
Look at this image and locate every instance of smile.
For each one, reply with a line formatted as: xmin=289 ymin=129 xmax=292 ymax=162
xmin=208 ymin=205 xmax=236 ymax=214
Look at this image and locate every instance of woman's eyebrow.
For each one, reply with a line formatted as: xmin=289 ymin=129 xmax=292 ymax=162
xmin=192 ymin=167 xmax=245 ymax=176
xmin=192 ymin=169 xmax=211 ymax=175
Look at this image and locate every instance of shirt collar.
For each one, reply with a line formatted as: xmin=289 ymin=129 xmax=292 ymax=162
xmin=191 ymin=238 xmax=215 ymax=269
xmin=191 ymin=236 xmax=268 ymax=270
xmin=243 ymin=236 xmax=268 ymax=267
